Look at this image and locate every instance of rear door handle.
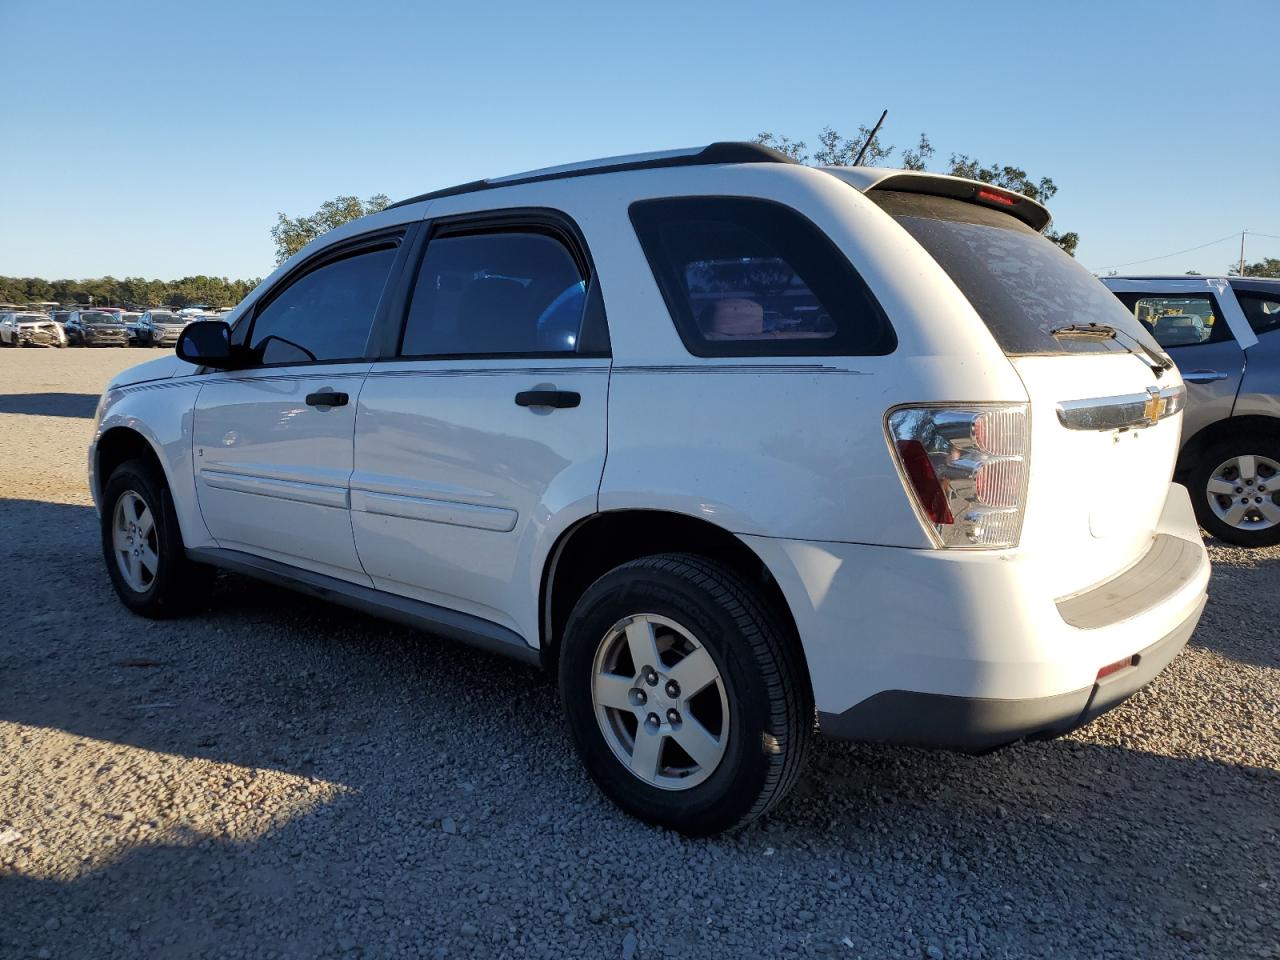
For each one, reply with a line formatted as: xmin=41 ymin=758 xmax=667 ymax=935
xmin=515 ymin=389 xmax=580 ymax=409
xmin=1183 ymin=370 xmax=1228 ymax=384
xmin=306 ymin=391 xmax=349 ymax=408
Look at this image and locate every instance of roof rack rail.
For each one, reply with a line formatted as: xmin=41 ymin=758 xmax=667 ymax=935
xmin=387 ymin=141 xmax=796 ymax=210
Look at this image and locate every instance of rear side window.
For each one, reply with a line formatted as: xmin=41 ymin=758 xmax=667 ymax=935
xmin=249 ymin=243 xmax=397 ymax=364
xmin=629 ymin=197 xmax=895 ymax=357
xmin=872 ymin=191 xmax=1162 ymax=357
xmin=1237 ymin=291 xmax=1280 ymax=337
xmin=1112 ymin=294 xmax=1231 ymax=348
xmin=401 ymin=230 xmax=590 ymax=357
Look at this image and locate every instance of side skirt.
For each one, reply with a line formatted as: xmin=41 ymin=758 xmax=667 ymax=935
xmin=186 ymin=546 xmax=541 ymax=667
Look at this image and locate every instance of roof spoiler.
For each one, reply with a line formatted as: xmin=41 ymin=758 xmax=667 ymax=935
xmin=824 ymin=167 xmax=1052 ymax=232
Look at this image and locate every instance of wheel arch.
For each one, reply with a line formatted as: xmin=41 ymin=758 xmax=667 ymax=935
xmin=95 ymin=425 xmax=168 ymax=504
xmin=539 ymin=509 xmax=807 ymax=678
xmin=1178 ymin=414 xmax=1280 ymax=479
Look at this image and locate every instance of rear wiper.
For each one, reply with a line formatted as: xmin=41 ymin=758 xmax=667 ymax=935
xmin=1051 ymin=322 xmax=1173 ymax=379
xmin=1051 ymin=323 xmax=1116 ymax=339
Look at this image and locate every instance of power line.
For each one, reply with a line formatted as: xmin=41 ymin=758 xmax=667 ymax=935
xmin=1090 ymin=233 xmax=1240 ymax=272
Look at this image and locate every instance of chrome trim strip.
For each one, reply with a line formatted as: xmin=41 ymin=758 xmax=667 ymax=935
xmin=1056 ymin=384 xmax=1186 ymax=431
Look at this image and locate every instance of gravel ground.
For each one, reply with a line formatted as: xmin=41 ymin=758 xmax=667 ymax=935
xmin=1 ymin=348 xmax=1277 ymax=960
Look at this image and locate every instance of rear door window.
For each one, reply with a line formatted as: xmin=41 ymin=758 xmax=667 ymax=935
xmin=871 ymin=191 xmax=1162 ymax=357
xmin=1237 ymin=291 xmax=1280 ymax=337
xmin=629 ymin=197 xmax=894 ymax=357
xmin=1112 ymin=294 xmax=1231 ymax=349
xmin=400 ymin=229 xmax=592 ymax=357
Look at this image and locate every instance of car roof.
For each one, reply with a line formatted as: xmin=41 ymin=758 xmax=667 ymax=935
xmin=1107 ymin=275 xmax=1280 ymax=292
xmin=387 ymin=142 xmax=795 ymax=209
xmin=386 ymin=140 xmax=1052 ymax=232
xmin=1227 ymin=277 xmax=1280 ymax=294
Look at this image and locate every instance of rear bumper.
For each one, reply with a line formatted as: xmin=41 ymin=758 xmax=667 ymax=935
xmin=742 ymin=482 xmax=1210 ymax=750
xmin=816 ymin=594 xmax=1204 ymax=752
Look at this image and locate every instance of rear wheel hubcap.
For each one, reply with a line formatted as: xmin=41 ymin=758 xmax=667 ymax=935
xmin=1206 ymin=454 xmax=1280 ymax=531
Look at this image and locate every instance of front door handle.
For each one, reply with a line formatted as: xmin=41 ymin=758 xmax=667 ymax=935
xmin=515 ymin=389 xmax=580 ymax=409
xmin=306 ymin=391 xmax=349 ymax=408
xmin=1183 ymin=370 xmax=1228 ymax=384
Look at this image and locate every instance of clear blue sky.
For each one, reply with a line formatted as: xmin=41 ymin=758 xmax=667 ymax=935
xmin=3 ymin=0 xmax=1277 ymax=281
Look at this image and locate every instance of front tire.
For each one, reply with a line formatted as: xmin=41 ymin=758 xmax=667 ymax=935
xmin=1190 ymin=434 xmax=1280 ymax=547
xmin=559 ymin=554 xmax=812 ymax=835
xmin=101 ymin=458 xmax=207 ymax=616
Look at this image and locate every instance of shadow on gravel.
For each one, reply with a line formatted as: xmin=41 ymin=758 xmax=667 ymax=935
xmin=0 ymin=391 xmax=99 ymax=418
xmin=3 ymin=495 xmax=1277 ymax=957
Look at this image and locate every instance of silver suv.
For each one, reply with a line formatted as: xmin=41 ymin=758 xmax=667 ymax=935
xmin=1105 ymin=276 xmax=1280 ymax=546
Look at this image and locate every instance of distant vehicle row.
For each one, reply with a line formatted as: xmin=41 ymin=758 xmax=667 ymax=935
xmin=0 ymin=307 xmax=233 ymax=348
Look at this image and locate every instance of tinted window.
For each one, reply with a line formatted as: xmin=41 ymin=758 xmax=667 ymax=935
xmin=1114 ymin=295 xmax=1231 ymax=349
xmin=872 ymin=191 xmax=1162 ymax=357
xmin=629 ymin=197 xmax=893 ymax=357
xmin=1238 ymin=291 xmax=1280 ymax=337
xmin=401 ymin=231 xmax=587 ymax=357
xmin=249 ymin=244 xmax=396 ymax=364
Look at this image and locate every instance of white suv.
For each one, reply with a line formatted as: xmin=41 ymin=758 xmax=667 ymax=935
xmin=90 ymin=143 xmax=1210 ymax=834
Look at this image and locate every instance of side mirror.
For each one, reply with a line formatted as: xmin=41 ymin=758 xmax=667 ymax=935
xmin=176 ymin=320 xmax=237 ymax=368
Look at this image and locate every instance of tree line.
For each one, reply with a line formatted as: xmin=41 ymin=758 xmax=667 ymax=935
xmin=0 ymin=275 xmax=261 ymax=310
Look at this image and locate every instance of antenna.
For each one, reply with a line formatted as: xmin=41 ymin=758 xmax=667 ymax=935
xmin=852 ymin=109 xmax=889 ymax=166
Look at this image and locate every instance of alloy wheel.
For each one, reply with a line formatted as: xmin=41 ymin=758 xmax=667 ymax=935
xmin=590 ymin=613 xmax=730 ymax=790
xmin=112 ymin=491 xmax=160 ymax=592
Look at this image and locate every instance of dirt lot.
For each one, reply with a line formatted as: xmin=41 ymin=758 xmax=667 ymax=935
xmin=1 ymin=348 xmax=1277 ymax=960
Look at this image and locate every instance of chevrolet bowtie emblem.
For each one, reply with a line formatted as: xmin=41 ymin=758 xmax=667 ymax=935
xmin=1143 ymin=387 xmax=1165 ymax=425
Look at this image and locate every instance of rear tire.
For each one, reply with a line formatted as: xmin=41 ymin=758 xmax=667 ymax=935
xmin=101 ymin=458 xmax=208 ymax=617
xmin=1189 ymin=434 xmax=1280 ymax=547
xmin=559 ymin=553 xmax=811 ymax=835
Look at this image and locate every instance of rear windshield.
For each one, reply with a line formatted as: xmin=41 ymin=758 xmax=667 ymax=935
xmin=871 ymin=191 xmax=1163 ymax=357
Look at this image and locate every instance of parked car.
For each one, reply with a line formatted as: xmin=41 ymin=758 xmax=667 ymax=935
xmin=1104 ymin=276 xmax=1280 ymax=546
xmin=65 ymin=310 xmax=129 ymax=347
xmin=0 ymin=311 xmax=67 ymax=347
xmin=119 ymin=312 xmax=144 ymax=343
xmin=90 ymin=142 xmax=1209 ymax=834
xmin=131 ymin=310 xmax=189 ymax=347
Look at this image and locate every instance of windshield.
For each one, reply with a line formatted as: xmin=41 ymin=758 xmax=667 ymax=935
xmin=81 ymin=312 xmax=117 ymax=324
xmin=870 ymin=191 xmax=1165 ymax=357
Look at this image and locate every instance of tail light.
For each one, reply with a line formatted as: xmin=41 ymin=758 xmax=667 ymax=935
xmin=886 ymin=404 xmax=1029 ymax=549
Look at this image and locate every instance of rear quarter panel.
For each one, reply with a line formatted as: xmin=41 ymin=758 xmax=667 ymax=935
xmin=529 ymin=163 xmax=1032 ymax=545
xmin=1236 ymin=333 xmax=1280 ymax=420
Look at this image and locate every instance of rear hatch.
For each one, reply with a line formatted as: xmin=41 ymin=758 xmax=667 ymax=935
xmin=867 ymin=187 xmax=1184 ymax=594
